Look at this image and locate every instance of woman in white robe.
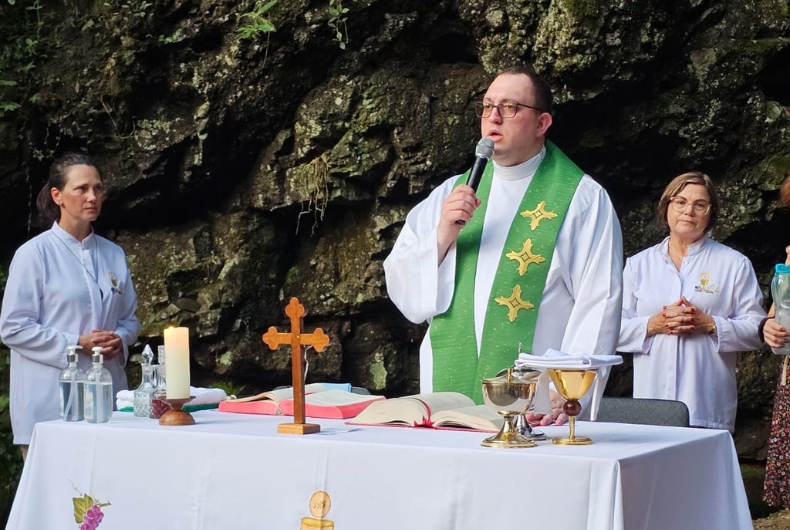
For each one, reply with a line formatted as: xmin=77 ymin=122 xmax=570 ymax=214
xmin=618 ymin=171 xmax=765 ymax=431
xmin=0 ymin=153 xmax=140 ymax=458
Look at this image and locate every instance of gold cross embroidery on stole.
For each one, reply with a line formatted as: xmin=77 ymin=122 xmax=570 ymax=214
xmin=520 ymin=201 xmax=558 ymax=231
xmin=506 ymin=239 xmax=545 ymax=276
xmin=495 ymin=285 xmax=535 ymax=323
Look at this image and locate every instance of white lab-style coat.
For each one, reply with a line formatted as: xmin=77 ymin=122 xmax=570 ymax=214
xmin=618 ymin=236 xmax=766 ymax=431
xmin=1 ymin=222 xmax=140 ymax=444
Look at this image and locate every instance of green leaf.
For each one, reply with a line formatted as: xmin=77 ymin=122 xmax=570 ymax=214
xmin=0 ymin=80 xmax=17 ymax=86
xmin=328 ymin=7 xmax=339 ymax=15
xmin=8 ymin=0 xmax=16 ymax=5
xmin=339 ymin=42 xmax=346 ymax=49
xmin=261 ymin=21 xmax=275 ymax=32
xmin=73 ymin=494 xmax=95 ymax=524
xmin=0 ymin=102 xmax=21 ymax=111
xmin=341 ymin=8 xmax=349 ymax=13
xmin=260 ymin=0 xmax=277 ymax=13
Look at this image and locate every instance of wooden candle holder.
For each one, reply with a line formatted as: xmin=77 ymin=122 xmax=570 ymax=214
xmin=159 ymin=397 xmax=195 ymax=426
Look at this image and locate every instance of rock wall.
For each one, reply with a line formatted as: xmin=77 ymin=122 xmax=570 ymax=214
xmin=0 ymin=3 xmax=788 ymax=508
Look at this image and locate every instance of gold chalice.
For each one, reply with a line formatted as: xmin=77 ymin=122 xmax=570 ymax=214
xmin=548 ymin=368 xmax=597 ymax=445
xmin=481 ymin=368 xmax=540 ymax=448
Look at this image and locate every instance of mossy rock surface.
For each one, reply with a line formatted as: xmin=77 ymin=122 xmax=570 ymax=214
xmin=0 ymin=3 xmax=789 ymax=515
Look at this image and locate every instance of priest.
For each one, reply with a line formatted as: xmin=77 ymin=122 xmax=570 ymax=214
xmin=384 ymin=66 xmax=623 ymax=423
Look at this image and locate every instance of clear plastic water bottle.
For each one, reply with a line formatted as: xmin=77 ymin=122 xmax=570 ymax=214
xmin=134 ymin=345 xmax=156 ymax=417
xmin=59 ymin=345 xmax=84 ymax=421
xmin=772 ymin=264 xmax=790 ymax=355
xmin=84 ymin=347 xmax=114 ymax=423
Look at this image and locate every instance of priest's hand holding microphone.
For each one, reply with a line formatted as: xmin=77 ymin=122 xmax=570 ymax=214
xmin=437 ymin=138 xmax=495 ymax=264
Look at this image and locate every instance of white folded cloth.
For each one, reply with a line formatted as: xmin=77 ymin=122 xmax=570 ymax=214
xmin=515 ymin=349 xmax=623 ymax=370
xmin=515 ymin=349 xmax=622 ymax=421
xmin=116 ymin=386 xmax=228 ymax=410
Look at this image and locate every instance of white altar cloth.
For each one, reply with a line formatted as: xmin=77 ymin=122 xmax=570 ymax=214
xmin=8 ymin=411 xmax=752 ymax=530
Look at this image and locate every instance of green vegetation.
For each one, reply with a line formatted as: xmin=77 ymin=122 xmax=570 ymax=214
xmin=327 ymin=0 xmax=349 ymax=49
xmin=0 ymin=0 xmax=51 ymax=118
xmin=237 ymin=0 xmax=277 ymax=40
xmin=237 ymin=0 xmax=277 ymax=65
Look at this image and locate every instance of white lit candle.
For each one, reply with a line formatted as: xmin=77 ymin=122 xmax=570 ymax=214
xmin=164 ymin=326 xmax=190 ymax=399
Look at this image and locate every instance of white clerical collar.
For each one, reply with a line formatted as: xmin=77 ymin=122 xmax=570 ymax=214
xmin=492 ymin=147 xmax=546 ymax=181
xmin=52 ymin=221 xmax=95 ymax=248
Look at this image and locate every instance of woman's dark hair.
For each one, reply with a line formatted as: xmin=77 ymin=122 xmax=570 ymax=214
xmin=657 ymin=171 xmax=720 ymax=232
xmin=35 ymin=152 xmax=99 ymax=225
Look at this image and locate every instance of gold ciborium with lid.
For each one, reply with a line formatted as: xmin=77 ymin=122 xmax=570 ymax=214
xmin=480 ymin=368 xmax=540 ymax=448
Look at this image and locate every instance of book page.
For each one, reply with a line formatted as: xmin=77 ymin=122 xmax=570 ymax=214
xmin=304 ymin=390 xmax=382 ymax=406
xmin=229 ymin=383 xmax=328 ymax=403
xmin=431 ymin=405 xmax=503 ymax=432
xmin=349 ymin=392 xmax=474 ymax=426
xmin=412 ymin=392 xmax=475 ymax=414
xmin=349 ymin=397 xmax=427 ymax=426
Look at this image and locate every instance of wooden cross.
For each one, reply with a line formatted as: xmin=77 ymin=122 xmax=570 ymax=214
xmin=262 ymin=297 xmax=330 ymax=435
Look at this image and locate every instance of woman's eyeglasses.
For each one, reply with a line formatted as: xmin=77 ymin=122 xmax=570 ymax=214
xmin=670 ymin=197 xmax=711 ymax=215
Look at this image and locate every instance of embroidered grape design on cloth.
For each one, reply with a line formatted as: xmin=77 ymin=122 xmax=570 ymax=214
xmin=80 ymin=505 xmax=104 ymax=530
xmin=73 ymin=493 xmax=110 ymax=529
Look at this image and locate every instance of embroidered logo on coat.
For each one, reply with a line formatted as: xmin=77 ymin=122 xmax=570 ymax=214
xmin=694 ymin=271 xmax=719 ymax=294
xmin=109 ymin=273 xmax=123 ymax=295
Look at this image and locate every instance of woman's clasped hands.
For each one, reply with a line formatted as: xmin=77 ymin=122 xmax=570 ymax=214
xmin=79 ymin=330 xmax=123 ymax=359
xmin=647 ymin=296 xmax=716 ymax=337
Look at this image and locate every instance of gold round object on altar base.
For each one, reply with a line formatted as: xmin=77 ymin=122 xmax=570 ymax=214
xmin=480 ymin=368 xmax=540 ymax=448
xmin=159 ymin=396 xmax=196 ymax=426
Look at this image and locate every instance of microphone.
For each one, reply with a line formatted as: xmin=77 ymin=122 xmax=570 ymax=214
xmin=466 ymin=137 xmax=495 ymax=193
xmin=456 ymin=137 xmax=495 ymax=225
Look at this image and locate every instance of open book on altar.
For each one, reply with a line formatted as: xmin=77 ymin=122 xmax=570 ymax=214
xmin=218 ymin=383 xmax=385 ymax=419
xmin=348 ymin=392 xmax=505 ymax=433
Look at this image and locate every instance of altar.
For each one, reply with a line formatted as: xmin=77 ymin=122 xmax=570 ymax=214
xmin=7 ymin=411 xmax=752 ymax=530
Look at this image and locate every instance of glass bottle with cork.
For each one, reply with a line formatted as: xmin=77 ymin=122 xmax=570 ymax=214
xmin=134 ymin=345 xmax=157 ymax=417
xmin=150 ymin=345 xmax=170 ymax=419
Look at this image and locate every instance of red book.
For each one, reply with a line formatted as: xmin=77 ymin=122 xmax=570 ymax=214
xmin=219 ymin=384 xmax=384 ymax=420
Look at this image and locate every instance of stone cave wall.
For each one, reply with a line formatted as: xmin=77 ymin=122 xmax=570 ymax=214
xmin=0 ymin=4 xmax=789 ymax=509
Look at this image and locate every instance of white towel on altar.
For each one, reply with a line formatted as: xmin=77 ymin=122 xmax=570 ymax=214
xmin=116 ymin=386 xmax=228 ymax=410
xmin=515 ymin=349 xmax=623 ymax=370
xmin=517 ymin=349 xmax=622 ymax=421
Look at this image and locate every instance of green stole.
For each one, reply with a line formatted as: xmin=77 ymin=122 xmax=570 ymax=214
xmin=429 ymin=141 xmax=584 ymax=403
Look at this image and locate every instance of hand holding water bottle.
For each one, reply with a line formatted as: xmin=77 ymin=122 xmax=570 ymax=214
xmin=770 ymin=261 xmax=790 ymax=355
